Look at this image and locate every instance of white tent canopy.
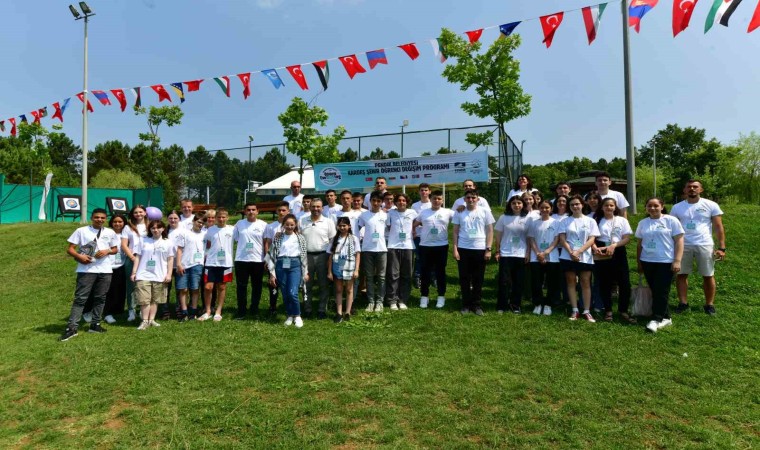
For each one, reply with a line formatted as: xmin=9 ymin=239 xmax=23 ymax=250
xmin=254 ymin=167 xmax=316 ymax=197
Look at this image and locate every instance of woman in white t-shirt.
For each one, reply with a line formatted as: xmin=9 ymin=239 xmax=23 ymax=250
xmin=494 ymin=195 xmax=531 ymax=313
xmin=559 ymin=195 xmax=600 ymax=322
xmin=103 ymin=214 xmax=128 ymax=324
xmin=266 ymin=214 xmax=309 ymax=328
xmin=592 ymin=198 xmax=634 ymax=323
xmin=163 ymin=210 xmax=183 ymax=320
xmin=130 ymin=220 xmax=176 ymax=330
xmin=521 ymin=192 xmax=540 ymax=220
xmin=528 ymin=200 xmax=561 ymax=316
xmin=507 ymin=174 xmax=537 ymax=201
xmin=122 ymin=205 xmax=149 ymax=322
xmin=635 ymin=197 xmax=684 ymax=333
xmin=327 ymin=217 xmax=361 ymax=323
xmin=585 ymin=192 xmax=602 ymax=218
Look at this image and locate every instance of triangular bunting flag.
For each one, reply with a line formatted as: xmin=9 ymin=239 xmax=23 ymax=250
xmin=705 ymin=0 xmax=743 ymax=32
xmin=430 ymin=39 xmax=447 ymax=63
xmin=499 ymin=22 xmax=521 ymax=37
xmin=170 ymin=83 xmax=185 ymax=103
xmin=52 ymin=99 xmax=67 ymax=122
xmin=465 ymin=29 xmax=483 ymax=43
xmin=673 ymin=0 xmax=700 ymax=36
xmin=110 ymin=89 xmax=127 ymax=111
xmin=262 ymin=69 xmax=284 ymax=89
xmin=338 ymin=55 xmax=367 ymax=79
xmin=366 ymin=49 xmax=388 ymax=69
xmin=91 ymin=90 xmax=111 ymax=106
xmin=582 ymin=4 xmax=607 ymax=44
xmin=184 ymin=80 xmax=203 ymax=92
xmin=312 ymin=61 xmax=329 ymax=90
xmin=398 ymin=43 xmax=420 ymax=60
xmin=9 ymin=118 xmax=17 ymax=136
xmin=629 ymin=0 xmax=659 ymax=33
xmin=39 ymin=107 xmax=47 ymax=118
xmin=31 ymin=110 xmax=41 ymax=125
xmin=213 ymin=76 xmax=231 ymax=97
xmin=286 ymin=66 xmax=309 ymax=90
xmin=540 ymin=12 xmax=564 ymax=48
xmin=237 ymin=73 xmax=251 ymax=99
xmin=77 ymin=92 xmax=94 ymax=113
xmin=749 ymin=0 xmax=760 ymax=32
xmin=19 ymin=115 xmax=28 ymax=124
xmin=151 ymin=84 xmax=172 ymax=102
xmin=131 ymin=87 xmax=141 ymax=108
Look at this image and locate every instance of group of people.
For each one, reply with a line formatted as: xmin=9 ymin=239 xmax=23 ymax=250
xmin=59 ymin=173 xmax=725 ymax=341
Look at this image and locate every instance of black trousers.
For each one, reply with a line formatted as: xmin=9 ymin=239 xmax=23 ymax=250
xmin=104 ymin=265 xmax=127 ymax=316
xmin=456 ymin=248 xmax=486 ymax=310
xmin=497 ymin=257 xmax=525 ymax=310
xmin=419 ymin=245 xmax=448 ymax=297
xmin=594 ymin=247 xmax=632 ymax=313
xmin=641 ymin=261 xmax=674 ymax=321
xmin=530 ymin=261 xmax=561 ymax=307
xmin=235 ymin=261 xmax=265 ymax=315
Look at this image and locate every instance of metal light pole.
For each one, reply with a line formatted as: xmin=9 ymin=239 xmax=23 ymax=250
xmin=653 ymin=142 xmax=657 ymax=197
xmin=621 ymin=0 xmax=637 ymax=214
xmin=400 ymin=119 xmax=409 ymax=158
xmin=70 ymin=2 xmax=94 ymax=223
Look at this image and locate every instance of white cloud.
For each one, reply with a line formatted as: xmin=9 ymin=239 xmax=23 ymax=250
xmin=256 ymin=0 xmax=284 ymax=8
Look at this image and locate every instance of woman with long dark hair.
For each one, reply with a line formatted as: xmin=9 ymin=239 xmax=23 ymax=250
xmin=592 ymin=198 xmax=634 ymax=323
xmin=559 ymin=195 xmax=600 ymax=322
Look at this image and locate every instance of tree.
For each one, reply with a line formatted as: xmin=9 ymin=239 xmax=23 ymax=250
xmin=731 ymin=133 xmax=760 ymax=204
xmin=90 ymin=140 xmax=131 ymax=176
xmin=47 ymin=130 xmax=80 ymax=185
xmin=341 ymin=147 xmax=359 ymax=162
xmin=134 ymin=105 xmax=184 ymax=205
xmin=465 ymin=131 xmax=495 ymax=151
xmin=90 ymin=169 xmax=146 ymax=189
xmin=438 ymin=28 xmax=531 ymax=193
xmin=278 ymin=97 xmax=347 ymax=184
xmin=251 ymin=148 xmax=291 ymax=185
xmin=186 ymin=146 xmax=214 ymax=202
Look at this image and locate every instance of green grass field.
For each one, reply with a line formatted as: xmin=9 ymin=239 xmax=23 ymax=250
xmin=1 ymin=206 xmax=758 ymax=449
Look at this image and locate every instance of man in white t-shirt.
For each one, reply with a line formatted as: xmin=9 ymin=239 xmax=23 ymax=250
xmin=411 ymin=183 xmax=432 ymax=287
xmin=263 ymin=201 xmax=291 ymax=315
xmin=283 ymin=181 xmax=304 ymax=216
xmin=595 ymin=171 xmax=630 ymax=218
xmin=335 ymin=190 xmax=362 ymax=236
xmin=233 ymin=203 xmax=268 ymax=319
xmin=180 ymin=198 xmax=195 ymax=229
xmin=385 ymin=193 xmax=418 ymax=310
xmin=452 ymin=179 xmax=491 ymax=212
xmin=296 ymin=195 xmax=313 ymax=221
xmin=358 ymin=191 xmax=389 ymax=312
xmin=322 ymin=190 xmax=343 ymax=220
xmin=363 ymin=177 xmax=388 ymax=209
xmin=670 ymin=180 xmax=726 ymax=316
xmin=452 ymin=189 xmax=495 ymax=316
xmin=60 ymin=208 xmax=120 ymax=341
xmin=414 ymin=190 xmax=454 ymax=309
xmin=299 ymin=198 xmax=337 ymax=318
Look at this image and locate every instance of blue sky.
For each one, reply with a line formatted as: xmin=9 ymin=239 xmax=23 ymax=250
xmin=1 ymin=0 xmax=758 ymax=166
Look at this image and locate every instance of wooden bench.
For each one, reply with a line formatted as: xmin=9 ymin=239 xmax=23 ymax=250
xmin=237 ymin=200 xmax=281 ymax=219
xmin=192 ymin=204 xmax=216 ymax=215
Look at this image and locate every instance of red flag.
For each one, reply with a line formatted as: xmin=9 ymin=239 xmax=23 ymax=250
xmin=151 ymin=85 xmax=172 ymax=102
xmin=184 ymin=79 xmax=204 ymax=92
xmin=398 ymin=43 xmax=420 ymax=60
xmin=465 ymin=29 xmax=483 ymax=44
xmin=31 ymin=110 xmax=41 ymax=125
xmin=52 ymin=102 xmax=63 ymax=122
xmin=110 ymin=89 xmax=128 ymax=111
xmin=77 ymin=92 xmax=94 ymax=113
xmin=237 ymin=73 xmax=251 ymax=99
xmin=748 ymin=0 xmax=760 ymax=32
xmin=286 ymin=65 xmax=309 ymax=90
xmin=338 ymin=55 xmax=367 ymax=79
xmin=673 ymin=0 xmax=699 ymax=36
xmin=9 ymin=118 xmax=16 ymax=136
xmin=540 ymin=12 xmax=564 ymax=48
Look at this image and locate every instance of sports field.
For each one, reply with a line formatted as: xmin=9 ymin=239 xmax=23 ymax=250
xmin=1 ymin=205 xmax=757 ymax=448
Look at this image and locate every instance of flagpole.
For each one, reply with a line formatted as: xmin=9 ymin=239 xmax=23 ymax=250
xmin=81 ymin=13 xmax=89 ymax=224
xmin=621 ymin=0 xmax=637 ymax=214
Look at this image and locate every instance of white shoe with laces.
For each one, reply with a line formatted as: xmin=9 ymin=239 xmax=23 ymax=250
xmin=543 ymin=306 xmax=552 ymax=316
xmin=646 ymin=320 xmax=659 ymax=333
xmin=419 ymin=297 xmax=429 ymax=309
xmin=436 ymin=296 xmax=446 ymax=308
xmin=294 ymin=317 xmax=304 ymax=328
xmin=104 ymin=315 xmax=116 ymax=324
xmin=533 ymin=306 xmax=542 ymax=315
xmin=137 ymin=320 xmax=149 ymax=331
xmin=657 ymin=318 xmax=673 ymax=330
xmin=127 ymin=310 xmax=136 ymax=322
xmin=284 ymin=317 xmax=294 ymax=326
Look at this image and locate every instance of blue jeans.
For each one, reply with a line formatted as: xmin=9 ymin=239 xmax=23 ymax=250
xmin=276 ymin=257 xmax=302 ymax=317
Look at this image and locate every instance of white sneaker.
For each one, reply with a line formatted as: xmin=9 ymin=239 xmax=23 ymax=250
xmin=82 ymin=312 xmax=92 ymax=323
xmin=284 ymin=317 xmax=294 ymax=326
xmin=419 ymin=296 xmax=429 ymax=308
xmin=390 ymin=303 xmax=399 ymax=311
xmin=533 ymin=306 xmax=542 ymax=315
xmin=127 ymin=310 xmax=136 ymax=322
xmin=646 ymin=320 xmax=659 ymax=333
xmin=374 ymin=302 xmax=384 ymax=313
xmin=137 ymin=320 xmax=149 ymax=330
xmin=365 ymin=303 xmax=375 ymax=312
xmin=436 ymin=296 xmax=446 ymax=309
xmin=657 ymin=318 xmax=673 ymax=330
xmin=294 ymin=317 xmax=304 ymax=328
xmin=543 ymin=306 xmax=552 ymax=316
xmin=149 ymin=320 xmax=161 ymax=327
xmin=104 ymin=315 xmax=116 ymax=324
xmin=398 ymin=303 xmax=408 ymax=310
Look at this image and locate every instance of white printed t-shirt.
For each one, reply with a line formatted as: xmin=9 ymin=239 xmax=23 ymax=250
xmin=494 ymin=214 xmax=530 ymax=258
xmin=134 ymin=237 xmax=176 ymax=282
xmin=558 ymin=216 xmax=600 ymax=264
xmin=670 ymin=198 xmax=723 ymax=247
xmin=452 ymin=207 xmax=495 ymax=250
xmin=386 ymin=209 xmax=418 ymax=250
xmin=357 ymin=210 xmax=388 ymax=252
xmin=204 ymin=225 xmax=234 ymax=268
xmin=635 ymin=215 xmax=685 ymax=263
xmin=417 ymin=208 xmax=454 ymax=247
xmin=68 ymin=225 xmax=120 ymax=274
xmin=233 ymin=218 xmax=268 ymax=262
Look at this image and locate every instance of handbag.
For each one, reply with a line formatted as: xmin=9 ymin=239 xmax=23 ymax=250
xmin=630 ymin=274 xmax=652 ymax=317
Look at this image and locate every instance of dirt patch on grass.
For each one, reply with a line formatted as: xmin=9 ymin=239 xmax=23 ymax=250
xmin=103 ymin=401 xmax=130 ymax=430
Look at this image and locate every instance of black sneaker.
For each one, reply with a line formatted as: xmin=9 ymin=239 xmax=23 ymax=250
xmin=59 ymin=328 xmax=78 ymax=341
xmin=674 ymin=303 xmax=689 ymax=314
xmin=233 ymin=315 xmax=246 ymax=321
xmin=88 ymin=323 xmax=107 ymax=333
xmin=343 ymin=313 xmax=350 ymax=322
xmin=317 ymin=311 xmax=327 ymax=320
xmin=510 ymin=305 xmax=522 ymax=314
xmin=704 ymin=305 xmax=716 ymax=316
xmin=333 ymin=314 xmax=343 ymax=324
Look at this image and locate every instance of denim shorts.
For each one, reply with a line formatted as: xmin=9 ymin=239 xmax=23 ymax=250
xmin=176 ymin=264 xmax=203 ymax=290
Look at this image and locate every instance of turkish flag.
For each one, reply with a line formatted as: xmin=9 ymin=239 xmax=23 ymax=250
xmin=52 ymin=102 xmax=63 ymax=122
xmin=237 ymin=73 xmax=252 ymax=99
xmin=673 ymin=0 xmax=699 ymax=36
xmin=9 ymin=118 xmax=16 ymax=136
xmin=151 ymin=85 xmax=172 ymax=103
xmin=286 ymin=65 xmax=309 ymax=90
xmin=465 ymin=29 xmax=483 ymax=44
xmin=748 ymin=0 xmax=760 ymax=32
xmin=184 ymin=80 xmax=203 ymax=92
xmin=540 ymin=12 xmax=564 ymax=48
xmin=398 ymin=43 xmax=420 ymax=60
xmin=338 ymin=55 xmax=367 ymax=79
xmin=31 ymin=110 xmax=41 ymax=125
xmin=110 ymin=89 xmax=128 ymax=112
xmin=77 ymin=92 xmax=94 ymax=113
